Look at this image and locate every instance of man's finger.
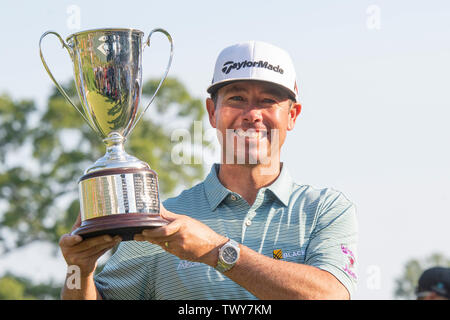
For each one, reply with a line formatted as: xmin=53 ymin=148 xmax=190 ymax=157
xmin=61 ymin=234 xmax=116 ymax=254
xmin=141 ymin=219 xmax=182 ymax=239
xmin=159 ymin=205 xmax=179 ymax=222
xmin=80 ymin=237 xmax=121 ymax=257
xmin=59 ymin=233 xmax=83 ymax=248
xmin=72 ymin=235 xmax=116 ymax=252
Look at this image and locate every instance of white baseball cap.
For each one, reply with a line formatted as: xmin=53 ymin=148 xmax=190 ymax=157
xmin=207 ymin=41 xmax=298 ymax=101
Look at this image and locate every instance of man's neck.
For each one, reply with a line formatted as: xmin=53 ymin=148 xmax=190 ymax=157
xmin=217 ymin=163 xmax=282 ymax=206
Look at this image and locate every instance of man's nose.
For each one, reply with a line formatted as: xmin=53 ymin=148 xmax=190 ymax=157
xmin=242 ymin=105 xmax=263 ymax=123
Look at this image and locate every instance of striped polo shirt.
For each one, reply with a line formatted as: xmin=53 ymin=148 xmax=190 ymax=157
xmin=95 ymin=163 xmax=358 ymax=299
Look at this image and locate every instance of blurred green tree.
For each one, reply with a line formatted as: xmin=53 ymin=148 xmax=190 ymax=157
xmin=0 ymin=77 xmax=209 ymax=299
xmin=0 ymin=273 xmax=60 ymax=300
xmin=394 ymin=252 xmax=450 ymax=299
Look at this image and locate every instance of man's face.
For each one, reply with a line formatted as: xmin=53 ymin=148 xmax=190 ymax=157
xmin=206 ymin=80 xmax=301 ymax=166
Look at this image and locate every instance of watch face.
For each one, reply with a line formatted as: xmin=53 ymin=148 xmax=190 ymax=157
xmin=222 ymin=246 xmax=238 ymax=264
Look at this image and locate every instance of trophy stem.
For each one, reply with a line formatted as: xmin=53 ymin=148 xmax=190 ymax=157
xmin=103 ymin=132 xmax=127 ymax=161
xmin=85 ymin=132 xmax=148 ymax=174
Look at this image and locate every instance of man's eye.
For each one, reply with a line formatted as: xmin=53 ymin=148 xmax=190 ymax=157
xmin=229 ymin=96 xmax=244 ymax=101
xmin=262 ymin=98 xmax=276 ymax=104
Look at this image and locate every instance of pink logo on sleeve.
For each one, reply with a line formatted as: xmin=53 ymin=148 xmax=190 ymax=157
xmin=341 ymin=244 xmax=357 ymax=280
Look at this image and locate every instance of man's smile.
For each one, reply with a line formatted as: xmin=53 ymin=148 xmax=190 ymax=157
xmin=232 ymin=128 xmax=268 ymax=140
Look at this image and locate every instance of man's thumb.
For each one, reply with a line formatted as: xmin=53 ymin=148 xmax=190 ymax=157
xmin=159 ymin=204 xmax=178 ymax=222
xmin=71 ymin=213 xmax=82 ymax=232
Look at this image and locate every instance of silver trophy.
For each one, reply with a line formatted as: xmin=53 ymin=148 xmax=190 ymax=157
xmin=39 ymin=28 xmax=173 ymax=240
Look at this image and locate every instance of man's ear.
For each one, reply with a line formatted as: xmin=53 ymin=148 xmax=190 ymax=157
xmin=287 ymin=102 xmax=302 ymax=131
xmin=206 ymin=97 xmax=217 ymax=128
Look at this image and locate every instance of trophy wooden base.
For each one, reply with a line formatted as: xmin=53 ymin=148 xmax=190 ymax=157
xmin=72 ymin=213 xmax=169 ymax=241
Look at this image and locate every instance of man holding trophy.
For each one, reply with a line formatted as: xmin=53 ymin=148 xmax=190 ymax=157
xmin=42 ymin=29 xmax=357 ymax=299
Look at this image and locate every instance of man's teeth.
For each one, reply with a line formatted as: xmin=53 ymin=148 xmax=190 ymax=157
xmin=234 ymin=129 xmax=266 ymax=138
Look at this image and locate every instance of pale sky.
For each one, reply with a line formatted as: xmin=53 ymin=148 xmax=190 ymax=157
xmin=0 ymin=0 xmax=449 ymax=299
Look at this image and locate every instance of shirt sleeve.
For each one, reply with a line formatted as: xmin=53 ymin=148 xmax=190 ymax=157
xmin=304 ymin=189 xmax=358 ymax=298
xmin=94 ymin=241 xmax=155 ymax=300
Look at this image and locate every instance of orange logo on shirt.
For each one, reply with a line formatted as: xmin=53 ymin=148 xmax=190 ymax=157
xmin=273 ymin=249 xmax=283 ymax=259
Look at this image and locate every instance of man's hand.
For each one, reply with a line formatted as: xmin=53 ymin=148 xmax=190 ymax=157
xmin=59 ymin=213 xmax=121 ymax=278
xmin=134 ymin=205 xmax=228 ymax=267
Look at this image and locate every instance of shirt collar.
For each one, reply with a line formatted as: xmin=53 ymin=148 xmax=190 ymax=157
xmin=204 ymin=164 xmax=232 ymax=211
xmin=204 ymin=163 xmax=294 ymax=210
xmin=265 ymin=163 xmax=294 ymax=207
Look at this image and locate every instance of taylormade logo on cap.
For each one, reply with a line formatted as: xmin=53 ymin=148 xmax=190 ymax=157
xmin=207 ymin=40 xmax=298 ymax=101
xmin=221 ymin=60 xmax=284 ymax=75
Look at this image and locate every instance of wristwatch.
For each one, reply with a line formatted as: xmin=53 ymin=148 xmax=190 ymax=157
xmin=215 ymin=239 xmax=240 ymax=273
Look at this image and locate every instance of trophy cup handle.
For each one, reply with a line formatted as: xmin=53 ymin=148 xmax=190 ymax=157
xmin=129 ymin=28 xmax=174 ymax=134
xmin=39 ymin=31 xmax=98 ymax=133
